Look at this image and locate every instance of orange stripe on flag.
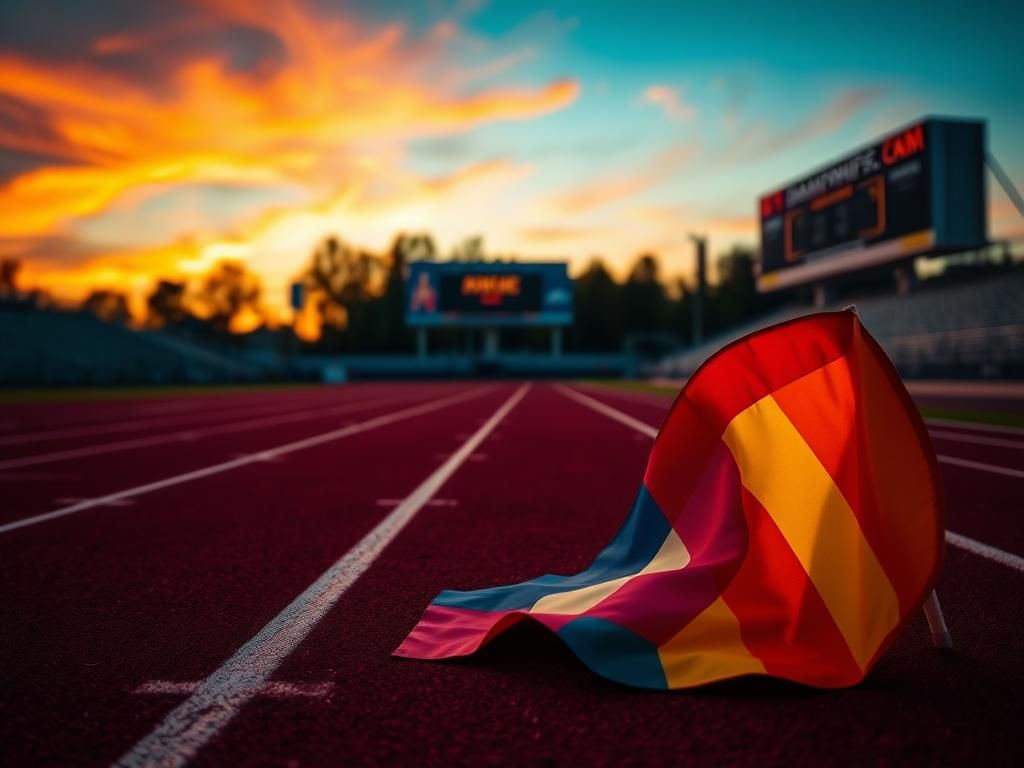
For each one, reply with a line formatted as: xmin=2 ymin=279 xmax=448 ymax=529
xmin=657 ymin=596 xmax=765 ymax=687
xmin=721 ymin=393 xmax=900 ymax=673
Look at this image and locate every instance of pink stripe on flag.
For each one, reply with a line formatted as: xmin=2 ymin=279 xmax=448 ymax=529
xmin=394 ymin=605 xmax=522 ymax=659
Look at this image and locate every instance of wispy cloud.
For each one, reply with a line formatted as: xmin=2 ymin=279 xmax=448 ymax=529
xmin=722 ymin=87 xmax=885 ymax=165
xmin=641 ymin=85 xmax=696 ymax=123
xmin=547 ymin=142 xmax=696 ymax=215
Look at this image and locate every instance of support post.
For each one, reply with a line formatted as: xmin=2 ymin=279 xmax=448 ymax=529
xmin=416 ymin=328 xmax=427 ymax=359
xmin=483 ymin=327 xmax=499 ymax=359
xmin=923 ymin=590 xmax=953 ymax=649
xmin=688 ymin=234 xmax=707 ymax=345
xmin=550 ymin=327 xmax=563 ymax=358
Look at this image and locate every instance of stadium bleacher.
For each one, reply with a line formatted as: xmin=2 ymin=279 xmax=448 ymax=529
xmin=0 ymin=304 xmax=259 ymax=386
xmin=651 ymin=268 xmax=1024 ymax=380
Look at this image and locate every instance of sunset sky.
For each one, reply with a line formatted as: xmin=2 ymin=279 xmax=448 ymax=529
xmin=1 ymin=0 xmax=1022 ymax=319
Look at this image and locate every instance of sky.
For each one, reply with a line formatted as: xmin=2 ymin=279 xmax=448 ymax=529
xmin=1 ymin=0 xmax=1021 ymax=319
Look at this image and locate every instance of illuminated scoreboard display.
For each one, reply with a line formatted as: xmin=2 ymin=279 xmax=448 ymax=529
xmin=758 ymin=117 xmax=987 ymax=292
xmin=405 ymin=262 xmax=573 ymax=327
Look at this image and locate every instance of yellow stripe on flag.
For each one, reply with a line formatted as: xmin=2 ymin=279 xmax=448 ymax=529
xmin=658 ymin=596 xmax=766 ymax=687
xmin=529 ymin=529 xmax=690 ymax=616
xmin=721 ymin=394 xmax=900 ymax=672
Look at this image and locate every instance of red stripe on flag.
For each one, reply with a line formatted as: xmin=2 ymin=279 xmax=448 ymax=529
xmin=723 ymin=488 xmax=863 ymax=687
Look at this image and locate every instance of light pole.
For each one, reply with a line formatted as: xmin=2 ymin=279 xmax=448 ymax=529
xmin=689 ymin=234 xmax=707 ymax=346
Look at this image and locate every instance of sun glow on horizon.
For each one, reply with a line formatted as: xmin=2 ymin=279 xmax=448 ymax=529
xmin=1 ymin=0 xmax=1020 ymax=324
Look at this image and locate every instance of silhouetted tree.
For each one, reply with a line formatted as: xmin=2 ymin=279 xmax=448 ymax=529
xmin=302 ymin=236 xmax=382 ymax=350
xmin=622 ymin=253 xmax=667 ymax=334
xmin=450 ymin=236 xmax=484 ymax=262
xmin=666 ymin=277 xmax=693 ymax=344
xmin=708 ymin=246 xmax=758 ymax=333
xmin=192 ymin=261 xmax=263 ymax=337
xmin=146 ymin=280 xmax=189 ymax=328
xmin=83 ymin=290 xmax=130 ymax=323
xmin=0 ymin=258 xmax=20 ymax=297
xmin=572 ymin=258 xmax=623 ymax=351
xmin=365 ymin=234 xmax=434 ymax=352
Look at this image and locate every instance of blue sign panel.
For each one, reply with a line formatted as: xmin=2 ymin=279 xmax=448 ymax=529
xmin=405 ymin=262 xmax=573 ymax=327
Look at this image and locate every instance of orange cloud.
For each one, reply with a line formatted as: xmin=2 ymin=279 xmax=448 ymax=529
xmin=548 ymin=142 xmax=696 ymax=215
xmin=0 ymin=0 xmax=579 ymax=285
xmin=641 ymin=85 xmax=696 ymax=122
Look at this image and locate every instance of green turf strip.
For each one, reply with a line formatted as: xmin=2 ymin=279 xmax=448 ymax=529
xmin=581 ymin=380 xmax=1023 ymax=429
xmin=579 ymin=379 xmax=680 ymax=396
xmin=918 ymin=407 xmax=1024 ymax=428
xmin=0 ymin=382 xmax=323 ymax=404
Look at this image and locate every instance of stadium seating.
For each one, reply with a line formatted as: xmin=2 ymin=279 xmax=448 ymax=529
xmin=0 ymin=305 xmax=259 ymax=385
xmin=651 ymin=269 xmax=1024 ymax=379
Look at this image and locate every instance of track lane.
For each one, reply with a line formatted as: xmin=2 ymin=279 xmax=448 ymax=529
xmin=0 ymin=385 xmax=351 ymax=434
xmin=0 ymin=383 xmax=473 ymax=525
xmin=0 ymin=383 xmax=516 ymax=767
xmin=0 ymin=385 xmax=386 ymax=454
xmin=195 ymin=382 xmax=1023 ymax=766
xmin=116 ymin=384 xmax=531 ymax=768
xmin=0 ymin=386 xmax=443 ymax=472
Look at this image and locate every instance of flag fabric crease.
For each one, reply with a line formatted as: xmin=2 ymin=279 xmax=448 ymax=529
xmin=394 ymin=311 xmax=944 ymax=689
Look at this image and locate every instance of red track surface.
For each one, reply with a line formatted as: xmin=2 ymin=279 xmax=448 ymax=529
xmin=1 ymin=382 xmax=1021 ymax=766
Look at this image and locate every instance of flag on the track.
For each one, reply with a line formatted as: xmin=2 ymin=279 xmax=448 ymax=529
xmin=394 ymin=311 xmax=944 ymax=689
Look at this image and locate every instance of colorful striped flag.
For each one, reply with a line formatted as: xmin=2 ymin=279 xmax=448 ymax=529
xmin=394 ymin=311 xmax=944 ymax=689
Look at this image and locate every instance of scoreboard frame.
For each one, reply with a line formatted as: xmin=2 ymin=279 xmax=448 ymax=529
xmin=757 ymin=117 xmax=987 ymax=292
xmin=405 ymin=261 xmax=573 ymax=328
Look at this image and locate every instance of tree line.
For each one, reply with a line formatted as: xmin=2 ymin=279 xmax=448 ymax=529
xmin=4 ymin=234 xmax=779 ymax=353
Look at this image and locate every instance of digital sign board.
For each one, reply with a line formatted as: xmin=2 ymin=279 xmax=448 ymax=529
xmin=758 ymin=117 xmax=987 ymax=291
xmin=405 ymin=262 xmax=573 ymax=327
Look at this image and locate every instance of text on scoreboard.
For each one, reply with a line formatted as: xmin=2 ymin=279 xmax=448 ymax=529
xmin=758 ymin=117 xmax=986 ymax=291
xmin=405 ymin=262 xmax=573 ymax=327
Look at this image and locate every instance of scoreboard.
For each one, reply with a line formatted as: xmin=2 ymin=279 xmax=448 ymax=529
xmin=405 ymin=262 xmax=573 ymax=327
xmin=758 ymin=117 xmax=987 ymax=292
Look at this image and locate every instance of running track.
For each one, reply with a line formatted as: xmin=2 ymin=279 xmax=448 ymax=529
xmin=0 ymin=382 xmax=1020 ymax=766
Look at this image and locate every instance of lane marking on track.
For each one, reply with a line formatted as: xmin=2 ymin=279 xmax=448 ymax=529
xmin=946 ymin=532 xmax=1024 ymax=573
xmin=0 ymin=391 xmax=430 ymax=471
xmin=375 ymin=498 xmax=457 ymax=508
xmin=0 ymin=391 xmax=365 ymax=447
xmin=924 ymin=418 xmax=1024 ymax=437
xmin=555 ymin=385 xmax=659 ymax=438
xmin=556 ymin=384 xmax=1024 ymax=572
xmin=114 ymin=383 xmax=530 ymax=768
xmin=937 ymin=455 xmax=1024 ymax=480
xmin=132 ymin=681 xmax=335 ymax=699
xmin=55 ymin=497 xmax=134 ymax=508
xmin=928 ymin=430 xmax=1024 ymax=450
xmin=0 ymin=386 xmax=491 ymax=537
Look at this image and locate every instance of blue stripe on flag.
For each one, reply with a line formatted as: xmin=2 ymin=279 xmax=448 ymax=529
xmin=557 ymin=616 xmax=668 ymax=689
xmin=433 ymin=486 xmax=670 ymax=611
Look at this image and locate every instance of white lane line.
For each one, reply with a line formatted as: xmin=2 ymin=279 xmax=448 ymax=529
xmin=928 ymin=429 xmax=1024 ymax=450
xmin=946 ymin=532 xmax=1024 ymax=573
xmin=114 ymin=383 xmax=530 ymax=768
xmin=556 ymin=384 xmax=1024 ymax=572
xmin=937 ymin=455 xmax=1024 ymax=480
xmin=55 ymin=497 xmax=135 ymax=508
xmin=133 ymin=681 xmax=335 ymax=699
xmin=554 ymin=384 xmax=659 ymax=439
xmin=0 ymin=386 xmax=490 ymax=536
xmin=924 ymin=418 xmax=1024 ymax=437
xmin=0 ymin=391 xmax=427 ymax=471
